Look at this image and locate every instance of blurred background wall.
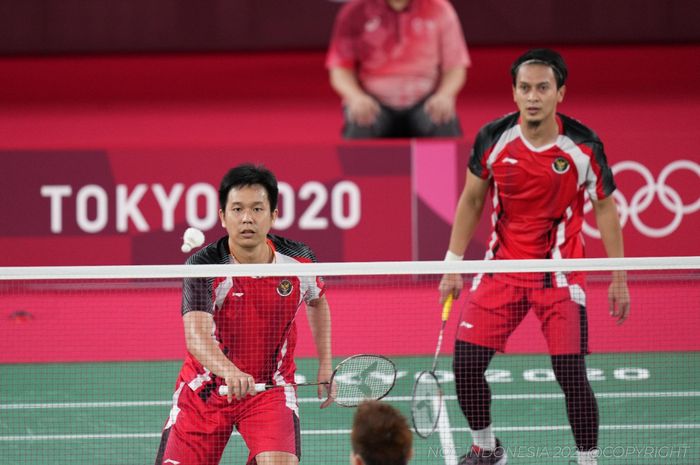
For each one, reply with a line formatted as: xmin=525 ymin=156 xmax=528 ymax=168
xmin=1 ymin=0 xmax=698 ymax=54
xmin=1 ymin=0 xmax=698 ymax=265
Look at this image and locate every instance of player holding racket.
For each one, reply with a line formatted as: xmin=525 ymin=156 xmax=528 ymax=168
xmin=439 ymin=49 xmax=630 ymax=465
xmin=155 ymin=164 xmax=333 ymax=465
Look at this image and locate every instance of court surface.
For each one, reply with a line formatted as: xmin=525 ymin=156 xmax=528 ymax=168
xmin=1 ymin=353 xmax=698 ymax=464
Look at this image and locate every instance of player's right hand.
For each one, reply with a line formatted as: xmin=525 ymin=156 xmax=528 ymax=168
xmin=439 ymin=273 xmax=463 ymax=304
xmin=221 ymin=367 xmax=257 ymax=403
xmin=346 ymin=93 xmax=380 ymax=127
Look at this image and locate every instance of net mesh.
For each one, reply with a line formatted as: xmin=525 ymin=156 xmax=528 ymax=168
xmin=1 ymin=258 xmax=699 ymax=465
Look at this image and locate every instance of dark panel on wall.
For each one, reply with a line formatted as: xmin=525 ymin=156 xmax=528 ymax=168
xmin=0 ymin=0 xmax=698 ymax=55
xmin=0 ymin=0 xmax=340 ymax=54
xmin=459 ymin=0 xmax=700 ymax=44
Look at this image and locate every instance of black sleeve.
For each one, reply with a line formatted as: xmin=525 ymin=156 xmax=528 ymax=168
xmin=469 ymin=112 xmax=519 ymax=178
xmin=560 ymin=113 xmax=617 ymax=198
xmin=588 ymin=139 xmax=616 ymax=198
xmin=181 ymin=238 xmax=226 ymax=316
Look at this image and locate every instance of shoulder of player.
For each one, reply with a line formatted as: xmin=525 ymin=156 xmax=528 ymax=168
xmin=185 ymin=236 xmax=228 ymax=265
xmin=268 ymin=233 xmax=319 ymax=264
xmin=473 ymin=112 xmax=519 ymax=153
xmin=558 ymin=113 xmax=603 ymax=148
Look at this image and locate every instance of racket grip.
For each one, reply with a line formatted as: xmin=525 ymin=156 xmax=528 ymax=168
xmin=218 ymin=384 xmax=266 ymax=396
xmin=441 ymin=294 xmax=454 ymax=321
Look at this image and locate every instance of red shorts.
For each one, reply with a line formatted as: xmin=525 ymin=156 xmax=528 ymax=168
xmin=456 ymin=275 xmax=588 ymax=355
xmin=155 ymin=381 xmax=301 ymax=465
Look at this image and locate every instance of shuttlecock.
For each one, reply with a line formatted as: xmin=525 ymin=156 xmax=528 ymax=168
xmin=181 ymin=227 xmax=205 ymax=253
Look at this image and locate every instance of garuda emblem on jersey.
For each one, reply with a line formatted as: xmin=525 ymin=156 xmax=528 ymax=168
xmin=277 ymin=279 xmax=293 ymax=297
xmin=552 ymin=157 xmax=570 ymax=174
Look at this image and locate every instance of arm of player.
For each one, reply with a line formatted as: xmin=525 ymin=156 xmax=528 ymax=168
xmin=424 ymin=66 xmax=467 ymax=124
xmin=306 ymin=295 xmax=333 ymax=409
xmin=439 ymin=171 xmax=489 ymax=303
xmin=591 ymin=196 xmax=631 ymax=324
xmin=329 ymin=67 xmax=380 ymax=127
xmin=183 ymin=311 xmax=257 ymax=402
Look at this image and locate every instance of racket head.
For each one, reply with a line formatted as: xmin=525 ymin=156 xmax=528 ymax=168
xmin=329 ymin=354 xmax=397 ymax=407
xmin=411 ymin=370 xmax=443 ymax=438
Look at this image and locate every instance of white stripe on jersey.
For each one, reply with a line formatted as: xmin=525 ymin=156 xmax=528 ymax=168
xmin=187 ymin=370 xmax=212 ymax=391
xmin=552 ymin=207 xmax=573 ymax=288
xmin=556 ymin=134 xmax=599 ymax=200
xmin=165 ymin=382 xmax=186 ymax=429
xmin=472 ymin=184 xmax=501 ymax=292
xmin=214 ymin=276 xmax=233 ymax=310
xmin=569 ymin=284 xmax=586 ymax=307
xmin=485 ymin=125 xmax=521 ymax=175
xmin=272 ymin=339 xmax=299 ymax=415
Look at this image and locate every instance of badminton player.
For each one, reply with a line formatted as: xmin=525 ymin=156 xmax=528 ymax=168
xmin=438 ymin=49 xmax=631 ymax=465
xmin=155 ymin=164 xmax=333 ymax=465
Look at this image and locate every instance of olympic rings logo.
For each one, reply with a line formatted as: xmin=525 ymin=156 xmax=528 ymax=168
xmin=583 ymin=160 xmax=700 ymax=239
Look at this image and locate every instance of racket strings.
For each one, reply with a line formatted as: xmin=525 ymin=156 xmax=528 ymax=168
xmin=331 ymin=355 xmax=396 ymax=406
xmin=412 ymin=371 xmax=443 ymax=437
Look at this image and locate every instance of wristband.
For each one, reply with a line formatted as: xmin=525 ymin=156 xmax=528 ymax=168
xmin=444 ymin=250 xmax=463 ymax=261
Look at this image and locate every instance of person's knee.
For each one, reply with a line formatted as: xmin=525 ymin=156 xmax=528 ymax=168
xmin=408 ymin=104 xmax=462 ymax=137
xmin=454 ymin=341 xmax=495 ymax=381
xmin=342 ymin=105 xmax=394 ymax=138
xmin=552 ymin=354 xmax=590 ymax=392
xmin=254 ymin=451 xmax=299 ymax=465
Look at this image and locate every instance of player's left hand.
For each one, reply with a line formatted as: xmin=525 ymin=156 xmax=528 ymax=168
xmin=608 ymin=275 xmax=630 ymax=325
xmin=424 ymin=94 xmax=456 ymax=125
xmin=318 ymin=364 xmax=334 ymax=409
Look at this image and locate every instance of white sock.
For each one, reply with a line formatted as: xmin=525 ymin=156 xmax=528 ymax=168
xmin=471 ymin=425 xmax=496 ymax=450
xmin=577 ymin=449 xmax=598 ymax=465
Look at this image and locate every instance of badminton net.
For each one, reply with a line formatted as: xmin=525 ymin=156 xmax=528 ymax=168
xmin=0 ymin=257 xmax=698 ymax=465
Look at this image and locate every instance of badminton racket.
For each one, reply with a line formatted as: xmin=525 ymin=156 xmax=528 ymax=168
xmin=218 ymin=354 xmax=397 ymax=407
xmin=411 ymin=294 xmax=454 ymax=437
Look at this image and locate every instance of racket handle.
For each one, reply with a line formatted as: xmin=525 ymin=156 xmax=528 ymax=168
xmin=441 ymin=294 xmax=454 ymax=321
xmin=218 ymin=384 xmax=266 ymax=396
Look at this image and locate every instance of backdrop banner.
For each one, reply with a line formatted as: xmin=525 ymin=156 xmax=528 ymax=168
xmin=0 ymin=141 xmax=697 ymax=265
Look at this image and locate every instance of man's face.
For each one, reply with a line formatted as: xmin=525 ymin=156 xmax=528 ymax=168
xmin=219 ymin=184 xmax=277 ymax=251
xmin=512 ymin=63 xmax=565 ymax=126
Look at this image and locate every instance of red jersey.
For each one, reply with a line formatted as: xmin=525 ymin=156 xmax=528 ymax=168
xmin=178 ymin=234 xmax=325 ymax=397
xmin=469 ymin=112 xmax=616 ymax=289
xmin=326 ymin=0 xmax=470 ymax=108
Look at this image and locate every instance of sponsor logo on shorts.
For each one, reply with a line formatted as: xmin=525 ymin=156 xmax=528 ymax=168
xmin=277 ymin=279 xmax=293 ymax=297
xmin=460 ymin=321 xmax=474 ymax=329
xmin=552 ymin=157 xmax=570 ymax=174
xmin=164 ymin=460 xmax=181 ymax=465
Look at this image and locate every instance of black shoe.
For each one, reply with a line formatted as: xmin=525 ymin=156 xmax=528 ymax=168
xmin=457 ymin=438 xmax=507 ymax=465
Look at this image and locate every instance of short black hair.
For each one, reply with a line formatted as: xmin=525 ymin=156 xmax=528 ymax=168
xmin=218 ymin=163 xmax=279 ymax=212
xmin=511 ymin=48 xmax=568 ymax=88
xmin=351 ymin=400 xmax=412 ymax=465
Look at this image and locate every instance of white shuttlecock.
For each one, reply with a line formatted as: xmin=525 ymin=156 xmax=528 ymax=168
xmin=181 ymin=227 xmax=205 ymax=253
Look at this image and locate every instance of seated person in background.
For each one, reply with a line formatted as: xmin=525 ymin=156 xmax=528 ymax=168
xmin=350 ymin=400 xmax=413 ymax=465
xmin=326 ymin=0 xmax=471 ymax=139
